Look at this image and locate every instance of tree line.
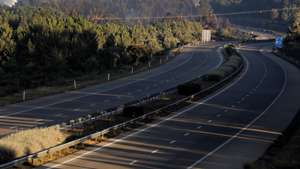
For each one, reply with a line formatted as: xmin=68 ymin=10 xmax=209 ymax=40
xmin=0 ymin=6 xmax=203 ymax=96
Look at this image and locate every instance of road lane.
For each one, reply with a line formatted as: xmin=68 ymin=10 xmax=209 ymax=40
xmin=40 ymin=42 xmax=300 ymax=169
xmin=0 ymin=44 xmax=223 ymax=136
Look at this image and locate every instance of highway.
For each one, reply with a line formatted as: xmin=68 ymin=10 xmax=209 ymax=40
xmin=0 ymin=43 xmax=223 ymax=136
xmin=40 ymin=42 xmax=300 ymax=169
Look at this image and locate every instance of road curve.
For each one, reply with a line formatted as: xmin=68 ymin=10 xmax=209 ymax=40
xmin=40 ymin=42 xmax=300 ymax=169
xmin=0 ymin=43 xmax=223 ymax=136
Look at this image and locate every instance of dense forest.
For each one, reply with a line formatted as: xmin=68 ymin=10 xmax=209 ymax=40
xmin=0 ymin=6 xmax=204 ymax=97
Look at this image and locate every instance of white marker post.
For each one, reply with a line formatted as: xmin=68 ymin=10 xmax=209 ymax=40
xmin=22 ymin=90 xmax=26 ymax=101
xmin=73 ymin=80 xmax=77 ymax=89
xmin=107 ymin=73 xmax=111 ymax=81
xmin=131 ymin=67 xmax=134 ymax=74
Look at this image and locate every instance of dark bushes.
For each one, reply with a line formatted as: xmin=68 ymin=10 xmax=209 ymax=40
xmin=177 ymin=82 xmax=202 ymax=96
xmin=122 ymin=106 xmax=145 ymax=118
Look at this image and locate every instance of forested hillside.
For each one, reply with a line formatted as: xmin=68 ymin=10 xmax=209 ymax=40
xmin=211 ymin=0 xmax=300 ymax=31
xmin=0 ymin=6 xmax=203 ymax=97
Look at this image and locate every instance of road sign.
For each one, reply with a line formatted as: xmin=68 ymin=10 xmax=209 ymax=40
xmin=202 ymin=29 xmax=211 ymax=43
xmin=275 ymin=36 xmax=284 ymax=48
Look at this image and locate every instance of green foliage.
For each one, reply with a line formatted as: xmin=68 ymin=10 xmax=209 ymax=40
xmin=0 ymin=7 xmax=203 ymax=97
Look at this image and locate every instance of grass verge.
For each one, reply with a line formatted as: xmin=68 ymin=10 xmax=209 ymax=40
xmin=0 ymin=126 xmax=67 ymax=164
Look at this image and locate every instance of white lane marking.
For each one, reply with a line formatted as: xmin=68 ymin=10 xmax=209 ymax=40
xmin=208 ymin=120 xmax=212 ymax=123
xmin=152 ymin=149 xmax=159 ymax=154
xmin=130 ymin=160 xmax=138 ymax=165
xmin=197 ymin=126 xmax=202 ymax=129
xmin=46 ymin=46 xmax=243 ymax=169
xmin=184 ymin=133 xmax=190 ymax=136
xmin=187 ymin=46 xmax=287 ymax=169
xmin=71 ymin=91 xmax=133 ymax=98
xmin=170 ymin=140 xmax=176 ymax=144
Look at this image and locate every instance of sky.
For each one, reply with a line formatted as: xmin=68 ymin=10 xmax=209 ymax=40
xmin=0 ymin=0 xmax=18 ymax=7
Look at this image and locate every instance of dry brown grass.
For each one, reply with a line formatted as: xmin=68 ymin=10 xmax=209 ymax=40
xmin=0 ymin=126 xmax=67 ymax=163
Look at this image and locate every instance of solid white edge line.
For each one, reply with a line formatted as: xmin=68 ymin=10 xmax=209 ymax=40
xmin=186 ymin=46 xmax=288 ymax=169
xmin=45 ymin=47 xmax=248 ymax=169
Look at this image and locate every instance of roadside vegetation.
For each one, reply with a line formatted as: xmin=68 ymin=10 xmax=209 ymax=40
xmin=0 ymin=126 xmax=67 ymax=163
xmin=0 ymin=6 xmax=203 ymax=105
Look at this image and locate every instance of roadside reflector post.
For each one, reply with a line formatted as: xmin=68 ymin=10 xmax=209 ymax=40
xmin=22 ymin=90 xmax=26 ymax=101
xmin=107 ymin=73 xmax=110 ymax=81
xmin=73 ymin=80 xmax=77 ymax=89
xmin=131 ymin=67 xmax=134 ymax=74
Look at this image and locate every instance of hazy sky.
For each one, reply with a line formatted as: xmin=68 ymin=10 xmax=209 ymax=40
xmin=0 ymin=0 xmax=18 ymax=7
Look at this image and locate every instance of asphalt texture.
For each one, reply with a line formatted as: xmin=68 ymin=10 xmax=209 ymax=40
xmin=0 ymin=43 xmax=223 ymax=136
xmin=40 ymin=42 xmax=300 ymax=169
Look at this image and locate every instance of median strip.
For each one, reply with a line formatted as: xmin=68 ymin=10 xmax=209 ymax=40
xmin=0 ymin=45 xmax=245 ymax=168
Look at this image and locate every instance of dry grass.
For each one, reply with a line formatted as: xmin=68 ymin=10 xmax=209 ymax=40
xmin=0 ymin=126 xmax=67 ymax=163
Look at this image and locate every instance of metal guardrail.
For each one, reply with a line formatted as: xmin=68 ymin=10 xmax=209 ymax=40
xmin=0 ymin=50 xmax=244 ymax=169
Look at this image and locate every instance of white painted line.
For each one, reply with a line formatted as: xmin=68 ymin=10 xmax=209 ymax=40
xmin=208 ymin=120 xmax=212 ymax=123
xmin=170 ymin=140 xmax=176 ymax=144
xmin=187 ymin=48 xmax=287 ymax=169
xmin=184 ymin=133 xmax=190 ymax=136
xmin=152 ymin=149 xmax=159 ymax=154
xmin=46 ymin=50 xmax=248 ymax=169
xmin=197 ymin=126 xmax=202 ymax=129
xmin=130 ymin=160 xmax=138 ymax=165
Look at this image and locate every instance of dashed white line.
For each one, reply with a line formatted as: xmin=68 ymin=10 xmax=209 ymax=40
xmin=184 ymin=132 xmax=190 ymax=136
xmin=187 ymin=46 xmax=287 ymax=169
xmin=170 ymin=140 xmax=176 ymax=144
xmin=45 ymin=50 xmax=246 ymax=169
xmin=197 ymin=126 xmax=202 ymax=129
xmin=152 ymin=149 xmax=159 ymax=154
xmin=130 ymin=160 xmax=138 ymax=165
xmin=208 ymin=120 xmax=212 ymax=123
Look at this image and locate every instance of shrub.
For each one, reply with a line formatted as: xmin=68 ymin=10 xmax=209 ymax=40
xmin=122 ymin=106 xmax=144 ymax=118
xmin=204 ymin=70 xmax=227 ymax=82
xmin=0 ymin=126 xmax=67 ymax=164
xmin=177 ymin=82 xmax=202 ymax=96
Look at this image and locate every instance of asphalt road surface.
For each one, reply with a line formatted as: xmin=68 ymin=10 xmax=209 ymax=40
xmin=40 ymin=42 xmax=300 ymax=169
xmin=0 ymin=43 xmax=223 ymax=136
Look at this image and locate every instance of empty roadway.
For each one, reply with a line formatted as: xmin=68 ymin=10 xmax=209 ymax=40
xmin=40 ymin=42 xmax=300 ymax=169
xmin=0 ymin=43 xmax=223 ymax=136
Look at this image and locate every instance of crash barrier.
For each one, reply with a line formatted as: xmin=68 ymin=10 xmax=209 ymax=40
xmin=0 ymin=46 xmax=244 ymax=169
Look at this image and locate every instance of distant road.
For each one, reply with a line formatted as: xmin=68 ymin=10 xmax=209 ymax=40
xmin=0 ymin=43 xmax=223 ymax=136
xmin=40 ymin=42 xmax=300 ymax=169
